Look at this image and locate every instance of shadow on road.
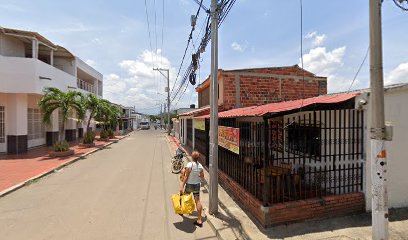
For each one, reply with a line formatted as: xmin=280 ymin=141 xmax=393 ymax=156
xmin=173 ymin=214 xmax=208 ymax=234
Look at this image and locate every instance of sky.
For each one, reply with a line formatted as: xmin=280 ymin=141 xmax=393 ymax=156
xmin=1 ymin=0 xmax=408 ymax=114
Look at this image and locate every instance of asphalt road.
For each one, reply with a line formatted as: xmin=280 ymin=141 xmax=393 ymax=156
xmin=0 ymin=130 xmax=217 ymax=240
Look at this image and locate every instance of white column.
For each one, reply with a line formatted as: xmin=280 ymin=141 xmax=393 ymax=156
xmin=50 ymin=50 xmax=54 ymax=66
xmin=47 ymin=110 xmax=59 ymax=132
xmin=6 ymin=93 xmax=28 ymax=135
xmin=32 ymin=39 xmax=38 ymax=59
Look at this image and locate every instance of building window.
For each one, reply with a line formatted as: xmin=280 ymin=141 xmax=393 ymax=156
xmin=0 ymin=106 xmax=4 ymax=143
xmin=28 ymin=108 xmax=45 ymax=140
xmin=286 ymin=123 xmax=320 ymax=157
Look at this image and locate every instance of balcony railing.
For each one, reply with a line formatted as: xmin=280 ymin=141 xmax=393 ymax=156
xmin=77 ymin=78 xmax=95 ymax=93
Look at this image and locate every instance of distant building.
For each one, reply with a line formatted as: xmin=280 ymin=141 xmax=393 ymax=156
xmin=0 ymin=27 xmax=103 ymax=153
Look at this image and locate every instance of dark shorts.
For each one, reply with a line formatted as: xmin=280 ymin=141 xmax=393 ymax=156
xmin=185 ymin=183 xmax=200 ymax=197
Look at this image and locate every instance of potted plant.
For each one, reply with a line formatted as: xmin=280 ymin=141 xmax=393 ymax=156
xmin=107 ymin=129 xmax=115 ymax=139
xmin=99 ymin=129 xmax=110 ymax=141
xmin=79 ymin=131 xmax=96 ymax=148
xmin=39 ymin=87 xmax=85 ymax=156
xmin=49 ymin=140 xmax=74 ymax=157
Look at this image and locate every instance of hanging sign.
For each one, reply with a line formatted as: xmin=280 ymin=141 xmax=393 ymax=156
xmin=218 ymin=126 xmax=240 ymax=155
xmin=194 ymin=118 xmax=205 ymax=131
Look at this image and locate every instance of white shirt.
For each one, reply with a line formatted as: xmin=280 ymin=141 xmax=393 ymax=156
xmin=186 ymin=161 xmax=203 ymax=184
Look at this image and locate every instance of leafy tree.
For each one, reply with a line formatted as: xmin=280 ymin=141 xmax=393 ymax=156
xmin=39 ymin=87 xmax=85 ymax=141
xmin=95 ymin=100 xmax=123 ymax=130
xmin=83 ymin=93 xmax=102 ymax=131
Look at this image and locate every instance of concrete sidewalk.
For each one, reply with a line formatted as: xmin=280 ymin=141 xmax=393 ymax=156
xmin=0 ymin=134 xmax=130 ymax=197
xmin=166 ymin=135 xmax=408 ymax=240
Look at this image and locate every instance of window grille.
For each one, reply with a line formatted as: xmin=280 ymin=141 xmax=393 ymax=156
xmin=28 ymin=108 xmax=45 ymax=140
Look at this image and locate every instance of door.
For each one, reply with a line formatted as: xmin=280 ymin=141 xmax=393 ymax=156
xmin=27 ymin=108 xmax=46 ymax=148
xmin=0 ymin=106 xmax=6 ymax=153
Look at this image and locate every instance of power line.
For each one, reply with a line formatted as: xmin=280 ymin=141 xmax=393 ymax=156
xmin=161 ymin=0 xmax=165 ymax=66
xmin=169 ymin=0 xmax=205 ymax=99
xmin=348 ymin=46 xmax=369 ymax=92
xmin=170 ymin=0 xmax=236 ymax=104
xmin=153 ymin=0 xmax=158 ymax=63
xmin=393 ymin=0 xmax=408 ymax=11
xmin=143 ymin=0 xmax=154 ymax=65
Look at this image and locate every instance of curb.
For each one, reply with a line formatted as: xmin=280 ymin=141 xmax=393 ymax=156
xmin=0 ymin=132 xmax=133 ymax=198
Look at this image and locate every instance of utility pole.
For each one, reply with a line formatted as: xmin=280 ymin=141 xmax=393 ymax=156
xmin=209 ymin=0 xmax=219 ymax=215
xmin=154 ymin=68 xmax=171 ymax=135
xmin=369 ymin=0 xmax=389 ymax=239
xmin=160 ymin=103 xmax=163 ymax=129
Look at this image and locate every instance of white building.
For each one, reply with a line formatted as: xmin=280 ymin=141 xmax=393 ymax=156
xmin=0 ymin=27 xmax=103 ymax=154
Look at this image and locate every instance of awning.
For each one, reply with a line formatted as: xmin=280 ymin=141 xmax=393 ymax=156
xmin=196 ymin=92 xmax=360 ymax=119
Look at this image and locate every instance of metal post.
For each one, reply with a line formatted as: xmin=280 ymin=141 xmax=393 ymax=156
xmin=153 ymin=68 xmax=171 ymax=135
xmin=160 ymin=103 xmax=163 ymax=129
xmin=369 ymin=0 xmax=389 ymax=239
xmin=209 ymin=0 xmax=219 ymax=215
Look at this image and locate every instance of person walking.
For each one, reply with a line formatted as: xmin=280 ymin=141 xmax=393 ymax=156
xmin=179 ymin=151 xmax=204 ymax=227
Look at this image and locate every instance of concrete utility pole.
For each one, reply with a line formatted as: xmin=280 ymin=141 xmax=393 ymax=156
xmin=209 ymin=0 xmax=219 ymax=215
xmin=154 ymin=68 xmax=171 ymax=135
xmin=160 ymin=103 xmax=163 ymax=129
xmin=369 ymin=0 xmax=389 ymax=239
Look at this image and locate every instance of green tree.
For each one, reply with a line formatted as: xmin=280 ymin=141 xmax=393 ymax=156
xmin=38 ymin=87 xmax=85 ymax=141
xmin=95 ymin=100 xmax=123 ymax=130
xmin=83 ymin=93 xmax=102 ymax=132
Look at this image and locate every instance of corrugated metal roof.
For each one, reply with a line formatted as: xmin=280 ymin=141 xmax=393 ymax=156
xmin=196 ymin=92 xmax=360 ymax=119
xmin=178 ymin=106 xmax=211 ymax=117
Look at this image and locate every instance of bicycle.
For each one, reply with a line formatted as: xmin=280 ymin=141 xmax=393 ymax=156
xmin=171 ymin=148 xmax=186 ymax=174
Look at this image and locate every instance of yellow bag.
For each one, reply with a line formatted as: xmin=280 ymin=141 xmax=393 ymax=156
xmin=181 ymin=193 xmax=195 ymax=214
xmin=171 ymin=194 xmax=183 ymax=214
xmin=171 ymin=193 xmax=195 ymax=215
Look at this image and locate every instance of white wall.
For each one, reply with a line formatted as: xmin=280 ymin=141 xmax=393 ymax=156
xmin=0 ymin=35 xmax=25 ymax=57
xmin=363 ymin=88 xmax=408 ymax=210
xmin=53 ymin=57 xmax=76 ymax=76
xmin=6 ymin=93 xmax=27 ymax=135
xmin=0 ymin=56 xmax=79 ymax=94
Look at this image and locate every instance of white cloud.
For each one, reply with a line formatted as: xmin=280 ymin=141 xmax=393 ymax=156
xmin=302 ymin=46 xmax=348 ymax=93
xmin=385 ymin=62 xmax=408 ymax=85
xmin=231 ymin=41 xmax=248 ymax=52
xmin=85 ymin=59 xmax=96 ymax=68
xmin=302 ymin=46 xmax=346 ymax=76
xmin=305 ymin=31 xmax=317 ymax=39
xmin=103 ymin=50 xmax=194 ymax=114
xmin=312 ymin=34 xmax=327 ymax=47
xmin=305 ymin=31 xmax=327 ymax=47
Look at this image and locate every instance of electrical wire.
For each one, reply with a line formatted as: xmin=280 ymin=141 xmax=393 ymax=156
xmin=299 ymin=0 xmax=305 ymax=111
xmin=161 ymin=0 xmax=165 ymax=66
xmin=393 ymin=0 xmax=408 ymax=11
xmin=144 ymin=0 xmax=154 ymax=65
xmin=169 ymin=0 xmax=205 ymax=98
xmin=348 ymin=47 xmax=369 ymax=92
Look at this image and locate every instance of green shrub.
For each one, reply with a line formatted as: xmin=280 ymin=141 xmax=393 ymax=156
xmin=100 ymin=130 xmax=109 ymax=139
xmin=83 ymin=131 xmax=95 ymax=144
xmin=107 ymin=129 xmax=115 ymax=138
xmin=53 ymin=140 xmax=70 ymax=152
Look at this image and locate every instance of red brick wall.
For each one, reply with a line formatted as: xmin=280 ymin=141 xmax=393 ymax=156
xmin=221 ymin=67 xmax=327 ymax=111
xmin=217 ymin=169 xmax=365 ymax=227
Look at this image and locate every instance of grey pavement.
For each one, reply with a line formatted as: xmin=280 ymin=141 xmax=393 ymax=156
xmin=0 ymin=130 xmax=217 ymax=240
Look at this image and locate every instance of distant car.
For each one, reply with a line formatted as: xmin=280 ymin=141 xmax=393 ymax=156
xmin=140 ymin=121 xmax=150 ymax=130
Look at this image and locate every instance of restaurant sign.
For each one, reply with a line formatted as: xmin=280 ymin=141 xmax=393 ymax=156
xmin=218 ymin=126 xmax=240 ymax=154
xmin=194 ymin=118 xmax=205 ymax=131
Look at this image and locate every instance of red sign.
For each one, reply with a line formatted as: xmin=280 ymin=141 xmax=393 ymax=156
xmin=218 ymin=126 xmax=240 ymax=154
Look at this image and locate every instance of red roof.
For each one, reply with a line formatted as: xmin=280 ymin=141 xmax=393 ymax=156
xmin=178 ymin=106 xmax=211 ymax=117
xmin=196 ymin=93 xmax=360 ymax=118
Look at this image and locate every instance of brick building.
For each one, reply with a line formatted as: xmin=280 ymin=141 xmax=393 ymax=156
xmin=196 ymin=65 xmax=327 ymax=111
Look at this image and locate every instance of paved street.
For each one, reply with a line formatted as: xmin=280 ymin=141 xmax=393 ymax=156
xmin=0 ymin=130 xmax=217 ymax=240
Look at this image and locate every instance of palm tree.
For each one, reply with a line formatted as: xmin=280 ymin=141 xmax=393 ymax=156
xmin=39 ymin=87 xmax=86 ymax=142
xmin=84 ymin=93 xmax=102 ymax=132
xmin=95 ymin=100 xmax=123 ymax=130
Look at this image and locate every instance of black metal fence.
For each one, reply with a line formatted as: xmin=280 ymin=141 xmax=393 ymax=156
xmin=217 ymin=109 xmax=365 ymax=206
